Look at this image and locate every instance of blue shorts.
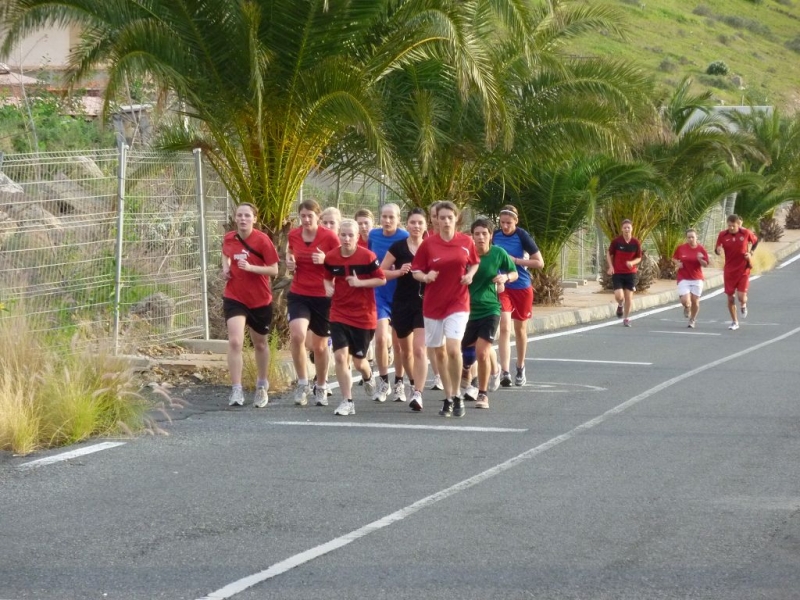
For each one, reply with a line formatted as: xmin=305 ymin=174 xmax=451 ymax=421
xmin=377 ymin=297 xmax=392 ymax=321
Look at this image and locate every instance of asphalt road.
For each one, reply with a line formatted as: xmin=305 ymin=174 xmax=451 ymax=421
xmin=2 ymin=260 xmax=800 ymax=600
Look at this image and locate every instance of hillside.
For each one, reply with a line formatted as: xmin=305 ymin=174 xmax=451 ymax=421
xmin=568 ymin=0 xmax=800 ymax=110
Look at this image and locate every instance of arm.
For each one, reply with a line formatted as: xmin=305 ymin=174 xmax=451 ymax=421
xmin=515 ymin=251 xmax=544 ymax=270
xmin=222 ymin=251 xmax=232 ymax=280
xmin=606 ymin=249 xmax=615 ymax=275
xmin=348 ymin=276 xmax=386 ymax=288
xmin=323 ymin=278 xmax=334 ymax=298
xmin=238 ymin=261 xmax=279 ymax=277
xmin=379 ymin=251 xmax=409 ymax=281
xmin=460 ymin=262 xmax=480 ymax=286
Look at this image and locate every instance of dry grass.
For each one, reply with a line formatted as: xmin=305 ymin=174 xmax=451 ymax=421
xmin=0 ymin=315 xmax=148 ymax=455
xmin=750 ymin=247 xmax=777 ymax=274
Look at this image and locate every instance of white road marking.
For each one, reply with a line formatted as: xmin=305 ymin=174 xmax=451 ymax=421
xmin=198 ymin=324 xmax=800 ymax=600
xmin=778 ymin=253 xmax=800 ymax=269
xmin=265 ymin=421 xmax=527 ymax=433
xmin=18 ymin=442 xmax=126 ymax=470
xmin=649 ymin=330 xmax=722 ymax=336
xmin=529 ymin=358 xmax=652 ymax=365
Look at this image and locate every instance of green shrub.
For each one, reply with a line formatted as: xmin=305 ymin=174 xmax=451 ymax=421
xmin=706 ymin=60 xmax=730 ymax=75
xmin=786 ymin=36 xmax=800 ymax=54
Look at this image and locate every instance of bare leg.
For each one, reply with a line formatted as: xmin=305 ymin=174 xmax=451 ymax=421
xmin=310 ymin=332 xmax=329 ymax=387
xmin=391 ymin=328 xmax=405 ymax=379
xmin=396 ymin=333 xmax=414 ymax=383
xmin=445 ymin=337 xmax=462 ymax=398
xmin=289 ymin=318 xmax=310 ymax=381
xmin=498 ymin=311 xmax=512 ymax=372
xmin=226 ymin=316 xmax=247 ymax=385
xmin=334 ymin=347 xmax=352 ymax=399
xmin=434 ymin=345 xmax=449 ymax=396
xmin=513 ymin=318 xmax=528 ymax=369
xmin=476 ymin=338 xmax=492 ymax=391
xmin=727 ymin=294 xmax=737 ymax=323
xmin=427 ymin=346 xmax=440 ymax=376
xmin=622 ymin=288 xmax=634 ymax=319
xmin=412 ymin=329 xmax=428 ymax=393
xmin=690 ymin=294 xmax=701 ymax=320
xmin=250 ymin=329 xmax=269 ymax=383
xmin=375 ymin=318 xmax=391 ymax=376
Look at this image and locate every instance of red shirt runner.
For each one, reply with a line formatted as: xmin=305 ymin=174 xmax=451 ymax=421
xmin=324 ymin=246 xmax=385 ymax=329
xmin=715 ymin=227 xmax=758 ymax=274
xmin=222 ymin=230 xmax=279 ymax=307
xmin=608 ymin=236 xmax=642 ymax=274
xmin=411 ymin=232 xmax=479 ymax=319
xmin=673 ymin=243 xmax=709 ymax=281
xmin=287 ymin=226 xmax=340 ymax=296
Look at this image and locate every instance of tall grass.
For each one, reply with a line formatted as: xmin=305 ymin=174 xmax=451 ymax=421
xmin=0 ymin=314 xmax=148 ymax=455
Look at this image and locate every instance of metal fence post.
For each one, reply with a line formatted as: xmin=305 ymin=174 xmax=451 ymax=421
xmin=194 ymin=148 xmax=211 ymax=340
xmin=112 ymin=143 xmax=129 ymax=355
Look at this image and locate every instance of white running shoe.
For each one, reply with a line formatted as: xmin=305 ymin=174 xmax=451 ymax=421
xmin=364 ymin=373 xmax=378 ymax=397
xmin=293 ymin=383 xmax=309 ymax=406
xmin=741 ymin=305 xmax=748 ymax=318
xmin=409 ymin=390 xmax=423 ymax=412
xmin=393 ymin=380 xmax=406 ymax=402
xmin=489 ymin=369 xmax=501 ymax=392
xmin=228 ymin=387 xmax=244 ymax=407
xmin=373 ymin=378 xmax=390 ymax=402
xmin=334 ymin=400 xmax=355 ymax=416
xmin=463 ymin=382 xmax=479 ymax=402
xmin=253 ymin=386 xmax=269 ymax=408
xmin=729 ymin=321 xmax=739 ymax=331
xmin=430 ymin=374 xmax=444 ymax=391
xmin=314 ymin=384 xmax=329 ymax=406
xmin=687 ymin=320 xmax=696 ymax=329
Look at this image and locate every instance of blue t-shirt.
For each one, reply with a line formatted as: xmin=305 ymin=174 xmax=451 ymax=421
xmin=492 ymin=227 xmax=539 ymax=289
xmin=369 ymin=227 xmax=409 ymax=306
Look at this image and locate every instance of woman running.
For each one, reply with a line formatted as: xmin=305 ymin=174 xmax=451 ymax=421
xmin=285 ymin=200 xmax=340 ymax=406
xmin=380 ymin=208 xmax=428 ymax=411
xmin=221 ymin=203 xmax=280 ymax=407
xmin=673 ymin=228 xmax=709 ymax=329
xmin=491 ymin=204 xmax=544 ymax=387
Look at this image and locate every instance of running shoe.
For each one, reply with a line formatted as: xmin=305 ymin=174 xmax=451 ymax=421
xmin=741 ymin=304 xmax=748 ymax=318
xmin=439 ymin=398 xmax=454 ymax=417
xmin=729 ymin=321 xmax=739 ymax=331
xmin=499 ymin=371 xmax=512 ymax=388
xmin=253 ymin=386 xmax=269 ymax=408
xmin=293 ymin=383 xmax=309 ymax=406
xmin=616 ymin=303 xmax=624 ymax=318
xmin=514 ymin=366 xmax=526 ymax=387
xmin=488 ymin=369 xmax=501 ymax=392
xmin=687 ymin=320 xmax=696 ymax=329
xmin=453 ymin=397 xmax=466 ymax=418
xmin=373 ymin=378 xmax=390 ymax=402
xmin=314 ymin=384 xmax=329 ymax=406
xmin=333 ymin=400 xmax=355 ymax=416
xmin=364 ymin=373 xmax=378 ymax=397
xmin=228 ymin=387 xmax=244 ymax=407
xmin=463 ymin=380 xmax=479 ymax=401
xmin=623 ymin=318 xmax=631 ymax=327
xmin=430 ymin=374 xmax=444 ymax=391
xmin=393 ymin=380 xmax=407 ymax=402
xmin=409 ymin=391 xmax=423 ymax=412
xmin=475 ymin=393 xmax=489 ymax=409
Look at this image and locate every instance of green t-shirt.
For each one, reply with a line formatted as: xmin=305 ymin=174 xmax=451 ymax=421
xmin=468 ymin=245 xmax=517 ymax=320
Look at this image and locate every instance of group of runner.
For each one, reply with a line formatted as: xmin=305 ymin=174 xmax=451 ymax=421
xmin=222 ymin=200 xmax=757 ymax=415
xmin=221 ymin=200 xmax=543 ymax=416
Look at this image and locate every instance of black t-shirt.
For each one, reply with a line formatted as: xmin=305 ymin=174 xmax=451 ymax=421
xmin=387 ymin=239 xmax=423 ymax=308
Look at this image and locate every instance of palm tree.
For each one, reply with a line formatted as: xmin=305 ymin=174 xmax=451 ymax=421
xmin=1 ymin=0 xmax=501 ymax=236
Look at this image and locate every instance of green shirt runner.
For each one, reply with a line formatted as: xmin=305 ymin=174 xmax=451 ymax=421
xmin=468 ymin=245 xmax=517 ymax=320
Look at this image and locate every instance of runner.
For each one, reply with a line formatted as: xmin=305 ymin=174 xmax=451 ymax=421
xmin=285 ymin=200 xmax=340 ymax=406
xmin=462 ymin=218 xmax=517 ymax=410
xmin=354 ymin=208 xmax=374 ymax=249
xmin=715 ymin=214 xmax=758 ymax=331
xmin=323 ymin=219 xmax=385 ymax=416
xmin=425 ymin=201 xmax=444 ymax=392
xmin=368 ymin=204 xmax=409 ymax=402
xmin=320 ymin=206 xmax=342 ymax=235
xmin=380 ymin=208 xmax=428 ymax=411
xmin=672 ymin=228 xmax=709 ymax=329
xmin=221 ymin=203 xmax=280 ymax=407
xmin=606 ymin=219 xmax=642 ymax=328
xmin=412 ymin=201 xmax=480 ymax=417
xmin=491 ymin=205 xmax=544 ymax=386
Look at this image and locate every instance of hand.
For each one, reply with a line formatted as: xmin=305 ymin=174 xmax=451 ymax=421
xmin=607 ymin=266 xmax=614 ymax=276
xmin=460 ymin=273 xmax=473 ymax=285
xmin=675 ymin=260 xmax=683 ymax=270
xmin=625 ymin=260 xmax=633 ymax=269
xmin=311 ymin=247 xmax=325 ymax=264
xmin=426 ymin=270 xmax=439 ymax=283
xmin=399 ymin=262 xmax=412 ymax=275
xmin=222 ymin=269 xmax=232 ymax=281
xmin=285 ymin=254 xmax=296 ymax=273
xmin=237 ymin=258 xmax=251 ymax=271
xmin=496 ymin=282 xmax=505 ymax=295
xmin=492 ymin=273 xmax=508 ymax=285
xmin=715 ymin=245 xmax=722 ymax=256
xmin=346 ymin=275 xmax=361 ymax=288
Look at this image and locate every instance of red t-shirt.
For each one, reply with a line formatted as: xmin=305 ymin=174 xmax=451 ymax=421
xmin=357 ymin=237 xmax=369 ymax=249
xmin=715 ymin=227 xmax=758 ymax=274
xmin=324 ymin=246 xmax=384 ymax=329
xmin=608 ymin=236 xmax=642 ymax=274
xmin=287 ymin=226 xmax=340 ymax=297
xmin=222 ymin=229 xmax=279 ymax=308
xmin=411 ymin=232 xmax=480 ymax=319
xmin=673 ymin=243 xmax=709 ymax=282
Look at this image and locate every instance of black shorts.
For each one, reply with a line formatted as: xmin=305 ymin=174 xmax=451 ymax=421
xmin=330 ymin=322 xmax=374 ymax=358
xmin=391 ymin=302 xmax=424 ymax=339
xmin=612 ymin=273 xmax=637 ymax=292
xmin=287 ymin=292 xmax=331 ymax=337
xmin=461 ymin=314 xmax=500 ymax=348
xmin=223 ymin=298 xmax=273 ymax=335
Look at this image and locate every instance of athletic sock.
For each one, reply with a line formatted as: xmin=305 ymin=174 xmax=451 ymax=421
xmin=394 ymin=375 xmax=403 ymax=385
xmin=256 ymin=379 xmax=267 ymax=388
xmin=380 ymin=374 xmax=389 ymax=383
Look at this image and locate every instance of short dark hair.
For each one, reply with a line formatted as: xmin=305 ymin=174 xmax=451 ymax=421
xmin=621 ymin=219 xmax=633 ymax=226
xmin=727 ymin=214 xmax=741 ymax=224
xmin=471 ymin=217 xmax=494 ymax=234
xmin=407 ymin=207 xmax=427 ymax=220
xmin=298 ymin=199 xmax=321 ymax=215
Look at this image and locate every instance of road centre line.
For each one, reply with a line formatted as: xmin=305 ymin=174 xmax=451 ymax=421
xmin=265 ymin=421 xmax=526 ymax=433
xmin=528 ymin=358 xmax=652 ymax=365
xmin=650 ymin=330 xmax=722 ymax=336
xmin=18 ymin=442 xmax=126 ymax=470
xmin=778 ymin=253 xmax=800 ymax=269
xmin=197 ymin=323 xmax=800 ymax=600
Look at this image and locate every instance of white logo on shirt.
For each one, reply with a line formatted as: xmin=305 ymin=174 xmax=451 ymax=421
xmin=432 ymin=257 xmax=441 ymax=262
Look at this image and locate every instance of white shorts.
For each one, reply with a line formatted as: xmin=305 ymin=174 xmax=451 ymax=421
xmin=424 ymin=312 xmax=470 ymax=348
xmin=677 ymin=279 xmax=704 ymax=297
